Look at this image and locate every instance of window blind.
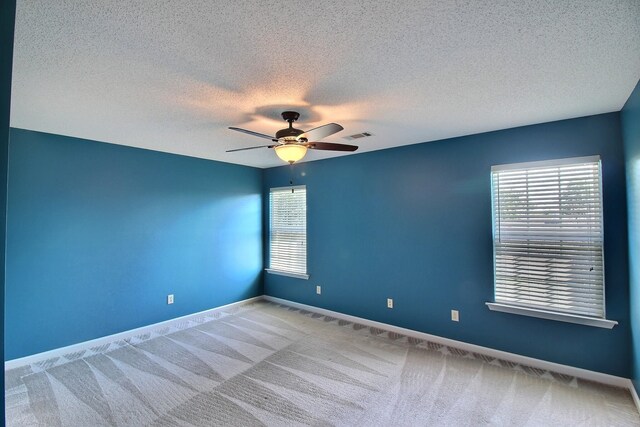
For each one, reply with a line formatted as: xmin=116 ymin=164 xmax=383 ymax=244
xmin=269 ymin=186 xmax=307 ymax=275
xmin=491 ymin=156 xmax=604 ymax=318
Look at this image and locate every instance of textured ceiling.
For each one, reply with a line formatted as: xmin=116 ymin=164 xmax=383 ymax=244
xmin=10 ymin=1 xmax=640 ymax=168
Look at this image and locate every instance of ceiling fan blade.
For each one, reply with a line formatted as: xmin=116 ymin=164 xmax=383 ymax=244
xmin=307 ymin=142 xmax=358 ymax=152
xmin=226 ymin=144 xmax=274 ymax=153
xmin=229 ymin=127 xmax=276 ymax=141
xmin=297 ymin=123 xmax=344 ymax=142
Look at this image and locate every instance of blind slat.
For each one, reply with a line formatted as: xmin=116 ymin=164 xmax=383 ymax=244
xmin=269 ymin=186 xmax=307 ymax=275
xmin=492 ymin=157 xmax=605 ymax=318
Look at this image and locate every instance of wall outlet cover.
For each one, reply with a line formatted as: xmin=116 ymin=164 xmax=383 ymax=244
xmin=451 ymin=309 xmax=459 ymax=322
xmin=167 ymin=294 xmax=174 ymax=305
xmin=387 ymin=298 xmax=393 ymax=309
xmin=316 ymin=285 xmax=321 ymax=295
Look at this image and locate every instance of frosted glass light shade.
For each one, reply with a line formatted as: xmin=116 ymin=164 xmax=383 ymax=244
xmin=275 ymin=144 xmax=307 ymax=164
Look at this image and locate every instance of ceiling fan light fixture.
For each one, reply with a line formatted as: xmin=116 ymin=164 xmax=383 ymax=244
xmin=227 ymin=111 xmax=356 ymax=162
xmin=275 ymin=144 xmax=307 ymax=164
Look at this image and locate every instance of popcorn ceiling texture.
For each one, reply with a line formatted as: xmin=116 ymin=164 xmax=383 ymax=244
xmin=10 ymin=0 xmax=640 ymax=168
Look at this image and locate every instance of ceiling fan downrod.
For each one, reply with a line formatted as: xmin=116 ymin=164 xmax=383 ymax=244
xmin=275 ymin=111 xmax=304 ymax=140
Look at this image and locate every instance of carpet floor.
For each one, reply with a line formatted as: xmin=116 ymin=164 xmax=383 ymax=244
xmin=5 ymin=300 xmax=640 ymax=426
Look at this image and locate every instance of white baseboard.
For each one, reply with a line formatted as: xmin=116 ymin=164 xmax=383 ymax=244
xmin=263 ymin=295 xmax=631 ymax=389
xmin=4 ymin=296 xmax=262 ymax=370
xmin=7 ymin=293 xmax=638 ymax=413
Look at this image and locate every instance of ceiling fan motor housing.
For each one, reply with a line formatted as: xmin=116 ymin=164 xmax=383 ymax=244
xmin=275 ymin=127 xmax=304 ymax=139
xmin=275 ymin=111 xmax=304 ymax=140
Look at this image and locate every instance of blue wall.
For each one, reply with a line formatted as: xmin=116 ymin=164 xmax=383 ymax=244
xmin=2 ymin=0 xmax=17 ymax=422
xmin=5 ymin=129 xmax=263 ymax=360
xmin=264 ymin=112 xmax=630 ymax=377
xmin=622 ymin=80 xmax=640 ymax=391
xmin=3 ymin=111 xmax=634 ymax=379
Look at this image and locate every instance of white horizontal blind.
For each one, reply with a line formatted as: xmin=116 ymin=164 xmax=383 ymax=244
xmin=491 ymin=156 xmax=604 ymax=318
xmin=269 ymin=186 xmax=307 ymax=275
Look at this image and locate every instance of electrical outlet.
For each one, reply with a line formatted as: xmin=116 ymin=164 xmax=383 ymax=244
xmin=316 ymin=285 xmax=321 ymax=295
xmin=167 ymin=294 xmax=174 ymax=305
xmin=451 ymin=309 xmax=459 ymax=322
xmin=387 ymin=298 xmax=393 ymax=309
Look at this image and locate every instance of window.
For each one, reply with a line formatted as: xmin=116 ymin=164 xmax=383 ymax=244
xmin=487 ymin=156 xmax=616 ymax=328
xmin=267 ymin=185 xmax=308 ymax=279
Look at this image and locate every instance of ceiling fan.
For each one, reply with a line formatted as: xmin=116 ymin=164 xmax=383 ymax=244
xmin=227 ymin=111 xmax=358 ymax=164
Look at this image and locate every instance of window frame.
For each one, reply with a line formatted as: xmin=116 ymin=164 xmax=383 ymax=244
xmin=266 ymin=185 xmax=309 ymax=280
xmin=486 ymin=156 xmax=617 ymax=329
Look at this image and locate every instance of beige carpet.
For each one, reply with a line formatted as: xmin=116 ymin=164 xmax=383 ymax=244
xmin=5 ymin=300 xmax=640 ymax=426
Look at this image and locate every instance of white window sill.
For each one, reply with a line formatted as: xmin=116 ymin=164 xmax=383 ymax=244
xmin=265 ymin=269 xmax=309 ymax=280
xmin=486 ymin=302 xmax=618 ymax=329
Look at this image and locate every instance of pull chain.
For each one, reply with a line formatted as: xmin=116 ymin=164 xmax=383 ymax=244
xmin=290 ymin=163 xmax=294 ymax=192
